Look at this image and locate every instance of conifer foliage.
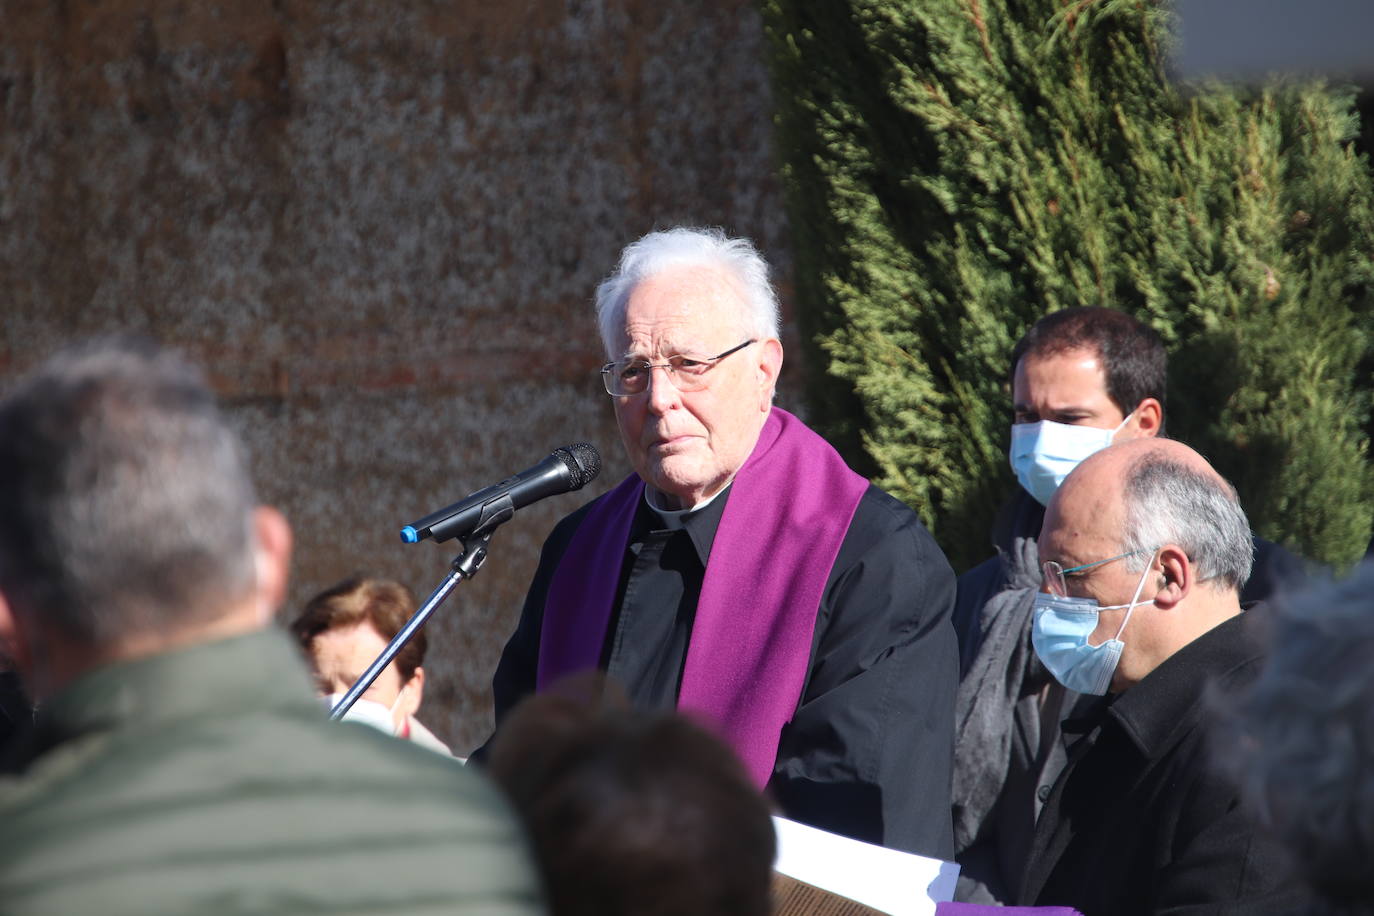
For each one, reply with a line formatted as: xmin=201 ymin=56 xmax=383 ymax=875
xmin=764 ymin=0 xmax=1374 ymax=571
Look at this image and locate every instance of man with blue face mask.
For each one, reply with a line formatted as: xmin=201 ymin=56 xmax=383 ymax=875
xmin=1016 ymin=438 xmax=1310 ymax=913
xmin=951 ymin=307 xmax=1305 ymax=904
xmin=1006 ymin=313 xmax=1165 ymax=508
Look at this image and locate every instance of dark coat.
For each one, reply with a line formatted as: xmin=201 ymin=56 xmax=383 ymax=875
xmin=483 ymin=482 xmax=960 ymax=860
xmin=1017 ymin=610 xmax=1313 ymax=915
xmin=951 ymin=488 xmax=1309 ymax=904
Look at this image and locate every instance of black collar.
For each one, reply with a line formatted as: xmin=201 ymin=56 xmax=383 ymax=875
xmin=1103 ymin=608 xmax=1268 ymax=759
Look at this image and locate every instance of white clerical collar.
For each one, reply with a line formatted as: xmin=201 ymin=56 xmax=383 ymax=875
xmin=643 ymin=483 xmax=730 ymax=530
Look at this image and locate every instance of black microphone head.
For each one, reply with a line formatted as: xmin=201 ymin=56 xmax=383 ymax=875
xmin=554 ymin=442 xmax=601 ymax=489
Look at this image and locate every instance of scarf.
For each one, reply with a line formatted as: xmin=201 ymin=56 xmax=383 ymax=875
xmin=536 ymin=407 xmax=868 ymax=786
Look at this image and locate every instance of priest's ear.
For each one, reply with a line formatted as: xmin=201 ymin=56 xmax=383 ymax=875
xmin=755 ymin=339 xmax=783 ymax=411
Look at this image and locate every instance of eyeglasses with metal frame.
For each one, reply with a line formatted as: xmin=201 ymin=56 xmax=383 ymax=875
xmin=1042 ymin=546 xmax=1156 ymax=598
xmin=600 ymin=339 xmax=756 ymax=397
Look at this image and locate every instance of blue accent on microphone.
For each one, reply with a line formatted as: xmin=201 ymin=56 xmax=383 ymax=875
xmin=400 ymin=526 xmax=419 ymax=544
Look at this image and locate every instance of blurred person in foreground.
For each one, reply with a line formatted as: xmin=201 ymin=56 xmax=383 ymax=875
xmin=0 ymin=671 xmax=29 ymax=752
xmin=292 ymin=574 xmax=453 ymax=756
xmin=1016 ymin=437 xmax=1312 ymax=913
xmin=487 ymin=687 xmax=776 ymax=916
xmin=483 ymin=226 xmax=959 ymax=858
xmin=0 ymin=339 xmax=542 ymax=915
xmin=1223 ymin=559 xmax=1374 ymax=915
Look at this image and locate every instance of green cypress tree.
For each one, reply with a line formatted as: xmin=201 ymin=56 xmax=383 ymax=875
xmin=764 ymin=0 xmax=1374 ymax=572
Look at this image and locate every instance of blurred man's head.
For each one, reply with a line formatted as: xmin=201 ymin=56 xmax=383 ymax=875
xmin=1223 ymin=560 xmax=1374 ymax=913
xmin=1009 ymin=306 xmax=1166 ymax=505
xmin=487 ymin=690 xmax=777 ymax=916
xmin=0 ymin=339 xmax=291 ymax=699
xmin=291 ymin=575 xmax=425 ymax=735
xmin=594 ymin=228 xmax=784 ymax=510
xmin=1034 ymin=438 xmax=1251 ymax=693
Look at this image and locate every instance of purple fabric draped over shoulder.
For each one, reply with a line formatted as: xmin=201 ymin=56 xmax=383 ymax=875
xmin=536 ymin=407 xmax=868 ymax=786
xmin=936 ymin=905 xmax=1083 ymax=916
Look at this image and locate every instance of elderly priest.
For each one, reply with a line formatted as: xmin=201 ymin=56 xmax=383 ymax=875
xmin=483 ymin=227 xmax=960 ymax=859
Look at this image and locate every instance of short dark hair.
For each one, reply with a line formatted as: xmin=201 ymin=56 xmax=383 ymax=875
xmin=1011 ymin=306 xmax=1167 ymax=420
xmin=290 ymin=576 xmax=425 ymax=682
xmin=0 ymin=338 xmax=257 ymax=646
xmin=487 ymin=691 xmax=776 ymax=916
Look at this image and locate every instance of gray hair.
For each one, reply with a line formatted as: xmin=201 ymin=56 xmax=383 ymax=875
xmin=1218 ymin=560 xmax=1374 ymax=912
xmin=1119 ymin=454 xmax=1254 ymax=590
xmin=0 ymin=338 xmax=258 ymax=647
xmin=593 ymin=227 xmax=781 ymax=356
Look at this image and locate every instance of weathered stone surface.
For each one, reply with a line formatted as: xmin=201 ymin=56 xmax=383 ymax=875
xmin=0 ymin=0 xmax=794 ymax=751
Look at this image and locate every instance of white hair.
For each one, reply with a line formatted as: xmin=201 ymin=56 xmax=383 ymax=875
xmin=1120 ymin=454 xmax=1254 ymax=591
xmin=593 ymin=227 xmax=781 ymax=356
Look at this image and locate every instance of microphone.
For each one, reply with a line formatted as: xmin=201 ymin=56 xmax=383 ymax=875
xmin=400 ymin=443 xmax=602 ymax=544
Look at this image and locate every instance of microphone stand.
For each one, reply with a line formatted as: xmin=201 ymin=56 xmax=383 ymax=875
xmin=329 ymin=496 xmax=514 ymax=722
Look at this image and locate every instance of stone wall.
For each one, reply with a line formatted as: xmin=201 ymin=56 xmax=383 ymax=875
xmin=0 ymin=0 xmax=794 ymax=752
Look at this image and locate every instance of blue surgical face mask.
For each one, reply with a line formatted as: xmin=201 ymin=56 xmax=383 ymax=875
xmin=1009 ymin=411 xmax=1134 ymax=506
xmin=1031 ymin=553 xmax=1156 ymax=695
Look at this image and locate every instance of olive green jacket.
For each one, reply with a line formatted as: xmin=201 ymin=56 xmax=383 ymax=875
xmin=0 ymin=628 xmax=545 ymax=916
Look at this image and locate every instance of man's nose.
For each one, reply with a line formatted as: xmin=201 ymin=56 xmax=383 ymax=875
xmin=645 ymin=364 xmax=682 ymax=413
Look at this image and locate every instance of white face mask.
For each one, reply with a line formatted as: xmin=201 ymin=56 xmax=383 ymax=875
xmin=323 ymin=692 xmax=402 ymax=736
xmin=1009 ymin=410 xmax=1134 ymax=506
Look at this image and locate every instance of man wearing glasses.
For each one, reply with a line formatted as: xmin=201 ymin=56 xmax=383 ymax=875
xmin=951 ymin=307 xmax=1304 ymax=903
xmin=483 ymin=227 xmax=960 ymax=859
xmin=1017 ymin=437 xmax=1308 ymax=913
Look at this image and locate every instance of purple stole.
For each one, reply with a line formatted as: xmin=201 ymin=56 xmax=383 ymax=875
xmin=535 ymin=407 xmax=869 ymax=786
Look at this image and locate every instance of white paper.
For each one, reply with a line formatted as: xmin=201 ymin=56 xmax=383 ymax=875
xmin=771 ymin=816 xmax=960 ymax=916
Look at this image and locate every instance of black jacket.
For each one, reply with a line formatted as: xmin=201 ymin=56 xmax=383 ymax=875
xmin=483 ymin=482 xmax=960 ymax=860
xmin=1018 ymin=610 xmax=1312 ymax=915
xmin=951 ymin=489 xmax=1309 ymax=903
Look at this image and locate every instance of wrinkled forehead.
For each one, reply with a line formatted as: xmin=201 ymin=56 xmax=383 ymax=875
xmin=615 ymin=267 xmax=750 ymax=356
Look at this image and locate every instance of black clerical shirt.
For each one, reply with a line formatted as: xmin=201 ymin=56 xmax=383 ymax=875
xmin=598 ymin=485 xmax=726 ymax=708
xmin=485 ymin=481 xmax=960 ymax=860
